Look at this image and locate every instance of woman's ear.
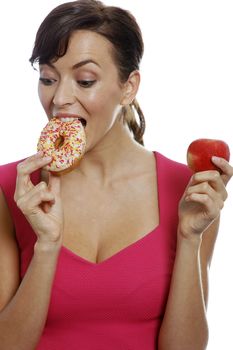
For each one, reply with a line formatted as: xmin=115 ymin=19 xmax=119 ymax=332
xmin=121 ymin=70 xmax=140 ymax=106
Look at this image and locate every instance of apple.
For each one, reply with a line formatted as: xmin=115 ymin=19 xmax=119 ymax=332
xmin=187 ymin=138 xmax=230 ymax=173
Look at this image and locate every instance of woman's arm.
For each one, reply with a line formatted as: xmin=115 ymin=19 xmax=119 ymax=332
xmin=0 ymin=153 xmax=63 ymax=350
xmin=158 ymin=231 xmax=209 ymax=350
xmin=0 ymin=239 xmax=61 ymax=350
xmin=158 ymin=157 xmax=233 ymax=350
xmin=0 ymin=189 xmax=20 ymax=311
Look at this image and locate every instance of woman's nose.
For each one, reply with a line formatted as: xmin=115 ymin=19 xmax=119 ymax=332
xmin=53 ymin=79 xmax=76 ymax=107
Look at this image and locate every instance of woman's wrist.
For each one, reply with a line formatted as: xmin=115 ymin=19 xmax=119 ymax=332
xmin=177 ymin=225 xmax=202 ymax=249
xmin=34 ymin=238 xmax=62 ymax=256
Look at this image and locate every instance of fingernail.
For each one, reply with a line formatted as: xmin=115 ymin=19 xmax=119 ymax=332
xmin=36 ymin=151 xmax=44 ymax=157
xmin=44 ymin=156 xmax=52 ymax=162
xmin=212 ymin=156 xmax=221 ymax=162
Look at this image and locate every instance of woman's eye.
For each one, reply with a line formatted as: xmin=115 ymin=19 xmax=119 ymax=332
xmin=78 ymin=80 xmax=96 ymax=88
xmin=39 ymin=77 xmax=56 ymax=86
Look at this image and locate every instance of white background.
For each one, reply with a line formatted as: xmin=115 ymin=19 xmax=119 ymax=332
xmin=0 ymin=1 xmax=232 ymax=348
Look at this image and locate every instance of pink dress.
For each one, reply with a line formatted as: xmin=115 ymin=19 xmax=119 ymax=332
xmin=0 ymin=152 xmax=192 ymax=349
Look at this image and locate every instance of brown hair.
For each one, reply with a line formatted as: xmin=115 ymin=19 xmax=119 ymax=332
xmin=30 ymin=0 xmax=145 ymax=145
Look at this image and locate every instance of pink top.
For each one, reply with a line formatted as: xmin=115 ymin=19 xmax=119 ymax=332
xmin=0 ymin=152 xmax=191 ymax=349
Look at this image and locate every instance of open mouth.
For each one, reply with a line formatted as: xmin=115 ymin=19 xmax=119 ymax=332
xmin=79 ymin=118 xmax=87 ymax=128
xmin=58 ymin=116 xmax=87 ymax=128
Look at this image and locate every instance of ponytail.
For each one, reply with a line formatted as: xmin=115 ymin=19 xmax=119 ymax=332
xmin=123 ymin=99 xmax=145 ymax=146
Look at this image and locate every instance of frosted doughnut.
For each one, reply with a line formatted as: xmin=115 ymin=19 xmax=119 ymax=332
xmin=37 ymin=117 xmax=86 ymax=175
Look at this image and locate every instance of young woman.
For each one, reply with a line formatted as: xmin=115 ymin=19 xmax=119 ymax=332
xmin=0 ymin=1 xmax=232 ymax=349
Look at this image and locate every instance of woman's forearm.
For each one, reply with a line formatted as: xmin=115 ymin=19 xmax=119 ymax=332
xmin=158 ymin=235 xmax=208 ymax=350
xmin=0 ymin=242 xmax=61 ymax=350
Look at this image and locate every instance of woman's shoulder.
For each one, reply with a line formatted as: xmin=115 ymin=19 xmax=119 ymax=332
xmin=154 ymin=151 xmax=192 ymax=193
xmin=0 ymin=157 xmax=41 ymax=191
xmin=155 ymin=151 xmax=192 ymax=176
xmin=0 ymin=158 xmax=23 ymax=170
xmin=0 ymin=159 xmax=23 ymax=180
xmin=0 ymin=159 xmax=24 ymax=182
xmin=0 ymin=159 xmax=25 ymax=198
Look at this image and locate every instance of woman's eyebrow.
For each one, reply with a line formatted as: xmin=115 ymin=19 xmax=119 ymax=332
xmin=40 ymin=59 xmax=101 ymax=70
xmin=72 ymin=59 xmax=101 ymax=70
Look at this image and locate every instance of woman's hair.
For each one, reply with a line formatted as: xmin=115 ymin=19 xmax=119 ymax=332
xmin=30 ymin=0 xmax=145 ymax=145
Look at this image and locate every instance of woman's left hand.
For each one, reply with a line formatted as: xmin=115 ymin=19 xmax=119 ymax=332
xmin=178 ymin=156 xmax=233 ymax=239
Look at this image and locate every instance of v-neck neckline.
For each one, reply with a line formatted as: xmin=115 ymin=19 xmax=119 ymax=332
xmin=59 ymin=151 xmax=163 ymax=266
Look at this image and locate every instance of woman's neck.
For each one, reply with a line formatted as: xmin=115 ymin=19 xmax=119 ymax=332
xmin=72 ymin=121 xmax=145 ymax=186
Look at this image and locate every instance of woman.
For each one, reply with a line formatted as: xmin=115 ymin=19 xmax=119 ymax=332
xmin=0 ymin=1 xmax=232 ymax=349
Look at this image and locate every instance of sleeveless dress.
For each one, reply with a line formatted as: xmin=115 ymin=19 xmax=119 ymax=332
xmin=0 ymin=152 xmax=192 ymax=349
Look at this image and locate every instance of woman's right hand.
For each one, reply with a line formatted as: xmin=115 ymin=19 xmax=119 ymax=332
xmin=14 ymin=152 xmax=64 ymax=247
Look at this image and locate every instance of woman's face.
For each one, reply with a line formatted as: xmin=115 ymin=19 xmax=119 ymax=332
xmin=38 ymin=30 xmax=127 ymax=151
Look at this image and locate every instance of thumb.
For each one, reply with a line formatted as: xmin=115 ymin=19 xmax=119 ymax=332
xmin=212 ymin=156 xmax=233 ymax=185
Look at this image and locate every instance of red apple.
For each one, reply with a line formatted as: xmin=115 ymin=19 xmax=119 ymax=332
xmin=187 ymin=138 xmax=230 ymax=173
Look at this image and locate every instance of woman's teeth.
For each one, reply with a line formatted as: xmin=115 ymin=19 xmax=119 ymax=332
xmin=60 ymin=117 xmax=75 ymax=122
xmin=59 ymin=117 xmax=86 ymax=127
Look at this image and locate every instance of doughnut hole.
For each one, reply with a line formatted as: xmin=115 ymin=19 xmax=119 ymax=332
xmin=54 ymin=135 xmax=65 ymax=149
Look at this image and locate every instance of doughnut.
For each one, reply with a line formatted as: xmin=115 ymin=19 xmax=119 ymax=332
xmin=37 ymin=117 xmax=86 ymax=175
